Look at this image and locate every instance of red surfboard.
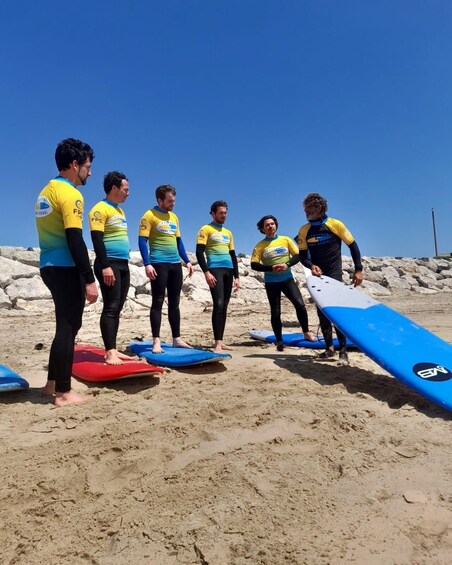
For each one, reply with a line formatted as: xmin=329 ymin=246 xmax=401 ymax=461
xmin=73 ymin=344 xmax=164 ymax=382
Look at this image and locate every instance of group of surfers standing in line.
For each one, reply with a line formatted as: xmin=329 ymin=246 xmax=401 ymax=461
xmin=35 ymin=138 xmax=364 ymax=406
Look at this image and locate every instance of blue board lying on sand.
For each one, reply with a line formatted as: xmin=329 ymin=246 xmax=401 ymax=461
xmin=129 ymin=341 xmax=231 ymax=368
xmin=0 ymin=364 xmax=29 ymax=392
xmin=248 ymin=329 xmax=355 ymax=349
xmin=306 ymin=274 xmax=452 ymax=412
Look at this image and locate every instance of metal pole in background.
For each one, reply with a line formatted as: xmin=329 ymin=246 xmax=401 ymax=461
xmin=431 ymin=208 xmax=438 ymax=257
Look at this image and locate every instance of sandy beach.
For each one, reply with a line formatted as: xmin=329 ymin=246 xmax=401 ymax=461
xmin=1 ymin=289 xmax=451 ymax=564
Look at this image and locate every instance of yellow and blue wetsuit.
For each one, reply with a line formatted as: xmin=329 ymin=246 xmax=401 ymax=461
xmin=89 ymin=199 xmax=130 ymax=351
xmin=196 ymin=223 xmax=234 ymax=269
xmin=89 ymin=199 xmax=129 ymax=261
xmin=138 ymin=206 xmax=190 ymax=339
xmin=251 ymin=234 xmax=310 ymax=342
xmin=36 ymin=176 xmax=85 ymax=268
xmin=251 ymin=235 xmax=298 ymax=283
xmin=35 ymin=176 xmax=94 ymax=393
xmin=196 ymin=222 xmax=239 ymax=341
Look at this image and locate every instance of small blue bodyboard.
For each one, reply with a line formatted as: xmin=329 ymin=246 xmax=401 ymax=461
xmin=129 ymin=341 xmax=231 ymax=368
xmin=248 ymin=329 xmax=355 ymax=349
xmin=0 ymin=364 xmax=29 ymax=392
xmin=306 ymin=275 xmax=452 ymax=412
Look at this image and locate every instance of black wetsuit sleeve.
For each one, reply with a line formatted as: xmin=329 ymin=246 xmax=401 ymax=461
xmin=299 ymin=249 xmax=312 ymax=269
xmin=230 ymin=250 xmax=239 ymax=278
xmin=348 ymin=241 xmax=363 ymax=271
xmin=195 ymin=243 xmax=209 ymax=273
xmin=65 ymin=228 xmax=95 ymax=284
xmin=251 ymin=261 xmax=273 ymax=273
xmin=91 ymin=230 xmax=110 ymax=269
xmin=286 ymin=254 xmax=300 ymax=268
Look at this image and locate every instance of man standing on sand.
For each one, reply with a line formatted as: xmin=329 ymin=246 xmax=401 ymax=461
xmin=138 ymin=184 xmax=194 ymax=354
xmin=89 ymin=171 xmax=131 ymax=365
xmin=35 ymin=138 xmax=98 ymax=406
xmin=196 ymin=200 xmax=240 ymax=352
xmin=298 ymin=192 xmax=363 ymax=364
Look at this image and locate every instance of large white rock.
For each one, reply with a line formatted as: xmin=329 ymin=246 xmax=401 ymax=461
xmin=0 ymin=246 xmax=40 ymax=267
xmin=0 ymin=256 xmax=39 ymax=288
xmin=5 ymin=275 xmax=51 ymax=302
xmin=0 ymin=287 xmax=12 ymax=309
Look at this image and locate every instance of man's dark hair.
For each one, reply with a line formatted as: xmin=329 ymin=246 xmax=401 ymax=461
xmin=103 ymin=171 xmax=128 ymax=195
xmin=303 ymin=192 xmax=328 ymax=214
xmin=155 ymin=184 xmax=176 ymax=201
xmin=55 ymin=138 xmax=94 ymax=171
xmin=257 ymin=215 xmax=278 ymax=234
xmin=210 ymin=200 xmax=228 ymax=214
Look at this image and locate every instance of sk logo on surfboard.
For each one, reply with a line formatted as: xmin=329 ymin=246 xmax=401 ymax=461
xmin=413 ymin=363 xmax=452 ymax=382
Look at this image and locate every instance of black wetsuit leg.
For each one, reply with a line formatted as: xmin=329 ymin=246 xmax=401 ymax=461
xmin=150 ymin=263 xmax=183 ymax=338
xmin=317 ymin=271 xmax=347 ymax=349
xmin=40 ymin=266 xmax=85 ymax=393
xmin=209 ymin=268 xmax=234 ymax=341
xmin=280 ymin=278 xmax=310 ymax=333
xmin=265 ymin=282 xmax=283 ymax=342
xmin=94 ymin=259 xmax=130 ymax=350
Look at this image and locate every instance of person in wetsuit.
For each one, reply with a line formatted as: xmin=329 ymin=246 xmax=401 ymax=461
xmin=138 ymin=184 xmax=194 ymax=354
xmin=196 ymin=200 xmax=240 ymax=352
xmin=35 ymin=138 xmax=98 ymax=406
xmin=90 ymin=171 xmax=130 ymax=365
xmin=251 ymin=215 xmax=316 ymax=352
xmin=298 ymin=192 xmax=363 ymax=364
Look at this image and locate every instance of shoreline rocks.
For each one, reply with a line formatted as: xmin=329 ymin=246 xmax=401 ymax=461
xmin=0 ymin=246 xmax=451 ymax=312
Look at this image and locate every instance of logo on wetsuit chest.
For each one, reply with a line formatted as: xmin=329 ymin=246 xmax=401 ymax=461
xmin=157 ymin=220 xmax=177 ymax=235
xmin=263 ymin=246 xmax=288 ymax=259
xmin=210 ymin=232 xmax=230 ymax=244
xmin=106 ymin=215 xmax=127 ymax=228
xmin=413 ymin=362 xmax=451 ymax=382
xmin=307 ymin=233 xmax=333 ymax=245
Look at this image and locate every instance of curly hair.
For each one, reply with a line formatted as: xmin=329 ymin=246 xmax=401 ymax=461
xmin=257 ymin=215 xmax=278 ymax=234
xmin=303 ymin=193 xmax=328 ymax=214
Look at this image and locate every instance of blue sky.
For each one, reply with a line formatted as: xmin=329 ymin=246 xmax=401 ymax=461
xmin=1 ymin=0 xmax=451 ymax=258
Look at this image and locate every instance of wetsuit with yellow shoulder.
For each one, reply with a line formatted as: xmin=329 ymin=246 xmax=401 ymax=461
xmin=138 ymin=206 xmax=182 ymax=264
xmin=35 ymin=176 xmax=85 ymax=268
xmin=89 ymin=199 xmax=129 ymax=260
xmin=298 ymin=215 xmax=362 ymax=278
xmin=251 ymin=235 xmax=298 ymax=283
xmin=196 ymin=223 xmax=234 ymax=269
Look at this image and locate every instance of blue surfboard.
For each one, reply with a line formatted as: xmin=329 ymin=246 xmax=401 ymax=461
xmin=306 ymin=275 xmax=452 ymax=412
xmin=0 ymin=364 xmax=29 ymax=392
xmin=248 ymin=328 xmax=355 ymax=349
xmin=129 ymin=341 xmax=231 ymax=368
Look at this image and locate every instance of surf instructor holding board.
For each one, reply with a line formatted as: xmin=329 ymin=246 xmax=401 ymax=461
xmin=298 ymin=193 xmax=363 ymax=364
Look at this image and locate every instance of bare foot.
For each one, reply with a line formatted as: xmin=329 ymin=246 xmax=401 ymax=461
xmin=304 ymin=331 xmax=317 ymax=342
xmin=173 ymin=338 xmax=192 ymax=349
xmin=117 ymin=351 xmax=135 ymax=361
xmin=104 ymin=350 xmax=123 ymax=366
xmin=214 ymin=341 xmax=233 ymax=352
xmin=54 ymin=391 xmax=89 ymax=407
xmin=41 ymin=381 xmax=55 ymax=397
xmin=152 ymin=338 xmax=164 ymax=354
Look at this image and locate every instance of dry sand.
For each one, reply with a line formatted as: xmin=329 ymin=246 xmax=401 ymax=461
xmin=0 ymin=291 xmax=452 ymax=564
